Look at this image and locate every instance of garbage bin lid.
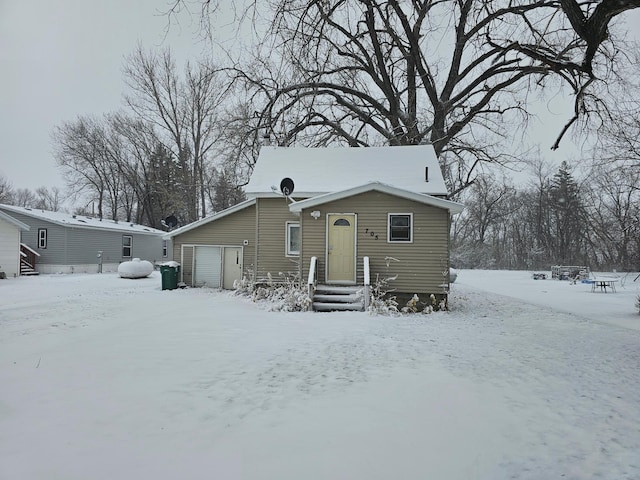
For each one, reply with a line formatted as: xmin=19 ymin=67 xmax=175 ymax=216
xmin=161 ymin=261 xmax=180 ymax=267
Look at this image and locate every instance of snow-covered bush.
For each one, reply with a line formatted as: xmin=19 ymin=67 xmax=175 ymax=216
xmin=234 ymin=269 xmax=256 ymax=295
xmin=235 ymin=271 xmax=312 ymax=312
xmin=402 ymin=294 xmax=420 ymax=313
xmin=368 ymin=273 xmax=399 ymax=315
xmin=399 ymin=293 xmax=447 ymax=314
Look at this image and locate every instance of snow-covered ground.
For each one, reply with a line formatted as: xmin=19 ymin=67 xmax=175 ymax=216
xmin=1 ymin=270 xmax=639 ymax=479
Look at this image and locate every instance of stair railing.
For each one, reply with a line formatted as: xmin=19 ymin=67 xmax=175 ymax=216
xmin=363 ymin=256 xmax=370 ymax=311
xmin=308 ymin=256 xmax=318 ymax=302
xmin=20 ymin=243 xmax=39 ymax=273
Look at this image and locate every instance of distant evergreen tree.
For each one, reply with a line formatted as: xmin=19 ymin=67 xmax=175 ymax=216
xmin=548 ymin=161 xmax=586 ymax=265
xmin=209 ymin=169 xmax=246 ymax=213
xmin=138 ymin=143 xmax=191 ymax=228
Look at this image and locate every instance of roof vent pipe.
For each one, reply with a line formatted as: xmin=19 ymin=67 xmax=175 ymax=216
xmin=425 ymin=167 xmax=429 ymax=182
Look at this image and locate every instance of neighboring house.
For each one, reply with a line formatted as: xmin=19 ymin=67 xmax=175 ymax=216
xmin=0 ymin=204 xmax=171 ymax=274
xmin=165 ymin=145 xmax=463 ymax=311
xmin=0 ymin=210 xmax=30 ymax=278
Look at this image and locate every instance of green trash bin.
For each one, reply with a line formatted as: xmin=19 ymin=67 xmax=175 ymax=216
xmin=160 ymin=263 xmax=180 ymax=290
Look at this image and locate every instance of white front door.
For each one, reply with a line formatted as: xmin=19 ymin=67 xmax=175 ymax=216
xmin=326 ymin=214 xmax=356 ymax=283
xmin=223 ymin=247 xmax=243 ymax=289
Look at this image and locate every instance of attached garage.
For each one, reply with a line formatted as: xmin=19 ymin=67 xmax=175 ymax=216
xmin=165 ymin=199 xmax=256 ymax=290
xmin=180 ymin=244 xmax=243 ymax=288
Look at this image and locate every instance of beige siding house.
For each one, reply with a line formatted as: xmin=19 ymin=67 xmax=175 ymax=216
xmin=166 ymin=145 xmax=463 ymax=311
xmin=169 ymin=199 xmax=257 ymax=288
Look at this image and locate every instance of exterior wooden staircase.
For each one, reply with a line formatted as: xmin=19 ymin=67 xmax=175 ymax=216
xmin=20 ymin=243 xmax=40 ymax=275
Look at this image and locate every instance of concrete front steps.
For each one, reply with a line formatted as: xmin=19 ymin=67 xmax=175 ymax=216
xmin=312 ymin=284 xmax=365 ymax=312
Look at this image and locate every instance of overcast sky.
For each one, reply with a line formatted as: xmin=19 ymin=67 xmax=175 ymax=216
xmin=0 ymin=2 xmax=638 ymax=194
xmin=0 ymin=0 xmax=208 ymax=192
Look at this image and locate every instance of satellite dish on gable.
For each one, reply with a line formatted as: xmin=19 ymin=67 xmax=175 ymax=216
xmin=164 ymin=215 xmax=178 ymax=229
xmin=280 ymin=177 xmax=295 ymax=196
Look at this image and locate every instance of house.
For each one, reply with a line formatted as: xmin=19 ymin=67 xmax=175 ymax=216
xmin=0 ymin=210 xmax=30 ymax=278
xmin=165 ymin=145 xmax=463 ymax=311
xmin=0 ymin=204 xmax=171 ymax=274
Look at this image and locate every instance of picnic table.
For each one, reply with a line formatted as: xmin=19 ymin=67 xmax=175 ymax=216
xmin=590 ymin=277 xmax=619 ymax=293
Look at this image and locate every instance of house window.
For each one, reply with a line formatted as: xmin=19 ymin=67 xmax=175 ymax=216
xmin=162 ymin=240 xmax=168 ymax=258
xmin=122 ymin=235 xmax=133 ymax=258
xmin=388 ymin=213 xmax=413 ymax=243
xmin=286 ymin=222 xmax=300 ymax=256
xmin=38 ymin=228 xmax=47 ymax=249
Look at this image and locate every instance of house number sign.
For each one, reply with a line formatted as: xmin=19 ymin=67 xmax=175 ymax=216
xmin=364 ymin=228 xmax=379 ymax=240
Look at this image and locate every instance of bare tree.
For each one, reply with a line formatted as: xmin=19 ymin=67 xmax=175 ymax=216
xmin=167 ymin=0 xmax=639 ymax=193
xmin=34 ymin=186 xmax=63 ymax=211
xmin=123 ymin=48 xmax=195 ymax=219
xmin=11 ymin=188 xmax=36 ymax=208
xmin=585 ymin=164 xmax=640 ymax=269
xmin=0 ymin=174 xmax=14 ymax=204
xmin=0 ymin=178 xmax=61 ymax=210
xmin=123 ymin=47 xmax=230 ymax=221
xmin=52 ymin=115 xmax=127 ymax=220
xmin=451 ymin=174 xmax=519 ymax=267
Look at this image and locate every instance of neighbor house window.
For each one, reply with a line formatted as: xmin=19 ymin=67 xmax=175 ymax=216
xmin=38 ymin=228 xmax=47 ymax=249
xmin=122 ymin=235 xmax=133 ymax=258
xmin=286 ymin=222 xmax=300 ymax=255
xmin=162 ymin=240 xmax=168 ymax=258
xmin=388 ymin=214 xmax=413 ymax=243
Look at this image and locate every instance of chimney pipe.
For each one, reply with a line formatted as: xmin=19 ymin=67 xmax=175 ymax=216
xmin=425 ymin=167 xmax=429 ymax=182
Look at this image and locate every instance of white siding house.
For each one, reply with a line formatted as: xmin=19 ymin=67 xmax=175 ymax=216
xmin=0 ymin=210 xmax=29 ymax=278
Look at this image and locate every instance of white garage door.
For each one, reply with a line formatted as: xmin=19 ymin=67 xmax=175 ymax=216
xmin=193 ymin=246 xmax=222 ymax=287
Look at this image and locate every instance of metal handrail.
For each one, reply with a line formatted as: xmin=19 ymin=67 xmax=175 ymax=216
xmin=308 ymin=256 xmax=318 ymax=301
xmin=363 ymin=256 xmax=370 ymax=311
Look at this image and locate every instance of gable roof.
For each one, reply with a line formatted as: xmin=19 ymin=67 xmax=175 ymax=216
xmin=245 ymin=145 xmax=449 ymax=198
xmin=163 ymin=198 xmax=256 ymax=239
xmin=288 ymin=182 xmax=464 ymax=214
xmin=0 ymin=210 xmax=30 ymax=230
xmin=0 ymin=204 xmax=165 ymax=236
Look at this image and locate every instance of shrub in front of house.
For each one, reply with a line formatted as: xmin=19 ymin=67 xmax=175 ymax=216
xmin=235 ymin=271 xmax=312 ymax=312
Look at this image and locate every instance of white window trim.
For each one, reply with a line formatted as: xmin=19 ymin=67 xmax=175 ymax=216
xmin=123 ymin=235 xmax=133 ymax=258
xmin=286 ymin=221 xmax=301 ymax=256
xmin=387 ymin=213 xmax=414 ymax=243
xmin=38 ymin=228 xmax=47 ymax=249
xmin=162 ymin=240 xmax=168 ymax=258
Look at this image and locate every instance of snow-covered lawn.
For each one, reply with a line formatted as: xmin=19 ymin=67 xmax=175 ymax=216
xmin=1 ymin=270 xmax=639 ymax=479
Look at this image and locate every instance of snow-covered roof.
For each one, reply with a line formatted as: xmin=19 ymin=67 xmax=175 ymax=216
xmin=0 ymin=210 xmax=30 ymax=230
xmin=0 ymin=204 xmax=165 ymax=236
xmin=163 ymin=198 xmax=257 ymax=239
xmin=289 ymin=182 xmax=464 ymax=214
xmin=245 ymin=145 xmax=449 ymax=198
